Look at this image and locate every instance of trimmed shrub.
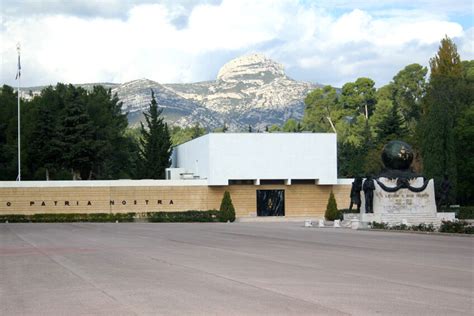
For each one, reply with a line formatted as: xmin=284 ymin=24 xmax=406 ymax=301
xmin=324 ymin=191 xmax=340 ymax=221
xmin=148 ymin=210 xmax=220 ymax=222
xmin=219 ymin=191 xmax=236 ymax=222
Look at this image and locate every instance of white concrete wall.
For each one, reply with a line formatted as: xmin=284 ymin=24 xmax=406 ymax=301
xmin=173 ymin=135 xmax=210 ymax=179
xmin=173 ymin=133 xmax=338 ymax=186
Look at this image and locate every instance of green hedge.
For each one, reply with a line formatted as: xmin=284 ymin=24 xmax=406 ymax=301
xmin=147 ymin=210 xmax=221 ymax=222
xmin=457 ymin=206 xmax=474 ymax=219
xmin=439 ymin=220 xmax=474 ymax=234
xmin=0 ymin=213 xmax=136 ymax=223
xmin=340 ymin=208 xmax=360 ymax=214
xmin=371 ymin=221 xmax=472 ymax=234
xmin=0 ymin=210 xmax=223 ymax=223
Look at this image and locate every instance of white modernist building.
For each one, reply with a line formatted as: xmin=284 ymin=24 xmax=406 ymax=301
xmin=0 ymin=132 xmax=350 ymax=219
xmin=168 ymin=133 xmax=338 ymax=186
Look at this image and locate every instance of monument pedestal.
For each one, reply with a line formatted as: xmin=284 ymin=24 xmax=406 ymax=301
xmin=362 ymin=177 xmax=446 ymax=225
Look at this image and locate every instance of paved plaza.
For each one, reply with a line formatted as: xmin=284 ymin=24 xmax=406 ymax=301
xmin=0 ymin=222 xmax=472 ymax=315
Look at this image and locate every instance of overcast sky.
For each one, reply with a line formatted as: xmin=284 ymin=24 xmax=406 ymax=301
xmin=1 ymin=0 xmax=473 ymax=88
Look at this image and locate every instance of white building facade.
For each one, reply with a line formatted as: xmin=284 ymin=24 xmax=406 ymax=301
xmin=169 ymin=133 xmax=338 ymax=186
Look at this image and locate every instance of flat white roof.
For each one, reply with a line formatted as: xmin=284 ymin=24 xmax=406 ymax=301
xmin=0 ymin=180 xmax=208 ymax=188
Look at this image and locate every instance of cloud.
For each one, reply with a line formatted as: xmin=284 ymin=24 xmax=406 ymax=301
xmin=0 ymin=0 xmax=221 ymax=20
xmin=0 ymin=0 xmax=472 ymax=88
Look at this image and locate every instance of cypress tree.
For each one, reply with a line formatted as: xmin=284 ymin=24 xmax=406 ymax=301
xmin=420 ymin=36 xmax=463 ymax=201
xmin=139 ymin=90 xmax=171 ymax=179
xmin=219 ymin=191 xmax=236 ymax=222
xmin=324 ymin=191 xmax=339 ymax=221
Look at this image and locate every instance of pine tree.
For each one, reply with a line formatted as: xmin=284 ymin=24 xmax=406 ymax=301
xmin=219 ymin=191 xmax=236 ymax=222
xmin=139 ymin=90 xmax=172 ymax=179
xmin=376 ymin=102 xmax=407 ymax=143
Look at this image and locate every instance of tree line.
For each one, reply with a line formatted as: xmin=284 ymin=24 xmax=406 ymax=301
xmin=0 ymin=84 xmax=174 ymax=180
xmin=297 ymin=36 xmax=473 ymax=205
xmin=0 ymin=36 xmax=472 ymax=204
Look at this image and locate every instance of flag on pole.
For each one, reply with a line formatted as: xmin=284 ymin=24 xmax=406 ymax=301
xmin=15 ymin=53 xmax=21 ymax=79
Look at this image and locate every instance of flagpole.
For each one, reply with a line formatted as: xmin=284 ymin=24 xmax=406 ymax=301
xmin=16 ymin=43 xmax=21 ymax=181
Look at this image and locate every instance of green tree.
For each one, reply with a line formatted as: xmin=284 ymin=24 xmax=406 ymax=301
xmin=59 ymin=85 xmax=97 ymax=180
xmin=28 ymin=103 xmax=61 ymax=180
xmin=282 ymin=118 xmax=301 ymax=132
xmin=455 ymin=61 xmax=474 ymax=204
xmin=455 ymin=105 xmax=474 ymax=204
xmin=170 ymin=124 xmax=206 ymax=146
xmin=375 ymin=101 xmax=407 ymax=143
xmin=86 ymin=86 xmax=131 ymax=179
xmin=191 ymin=123 xmax=205 ymax=139
xmin=219 ymin=191 xmax=236 ymax=222
xmin=302 ymin=85 xmax=340 ymax=132
xmin=139 ymin=90 xmax=172 ymax=179
xmin=429 ymin=36 xmax=463 ymax=79
xmin=0 ymin=85 xmax=19 ymax=180
xmin=268 ymin=124 xmax=281 ymax=132
xmin=341 ymin=78 xmax=376 ymax=119
xmin=391 ymin=64 xmax=427 ymax=135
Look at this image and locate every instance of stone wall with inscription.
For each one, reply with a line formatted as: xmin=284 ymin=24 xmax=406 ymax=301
xmin=0 ymin=180 xmax=351 ymax=219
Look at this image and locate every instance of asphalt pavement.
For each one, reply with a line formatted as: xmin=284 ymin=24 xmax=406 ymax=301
xmin=0 ymin=222 xmax=472 ymax=315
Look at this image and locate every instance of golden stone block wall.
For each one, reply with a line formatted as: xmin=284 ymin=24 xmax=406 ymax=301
xmin=0 ymin=184 xmax=351 ymax=218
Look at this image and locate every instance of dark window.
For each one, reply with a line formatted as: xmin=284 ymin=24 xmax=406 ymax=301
xmin=257 ymin=190 xmax=285 ymax=216
xmin=228 ymin=179 xmax=255 ymax=185
xmin=291 ymin=179 xmax=316 ymax=185
xmin=260 ymin=179 xmax=285 ymax=185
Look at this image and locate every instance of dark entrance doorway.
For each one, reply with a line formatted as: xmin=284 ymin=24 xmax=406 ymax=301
xmin=257 ymin=190 xmax=285 ymax=216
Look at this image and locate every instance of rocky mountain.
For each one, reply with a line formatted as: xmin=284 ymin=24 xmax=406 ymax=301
xmin=111 ymin=79 xmax=218 ymax=128
xmin=20 ymin=54 xmax=321 ymax=130
xmin=163 ymin=54 xmax=320 ymax=130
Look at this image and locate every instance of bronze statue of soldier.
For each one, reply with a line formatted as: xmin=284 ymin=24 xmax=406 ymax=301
xmin=363 ymin=176 xmax=375 ymax=213
xmin=349 ymin=177 xmax=362 ymax=212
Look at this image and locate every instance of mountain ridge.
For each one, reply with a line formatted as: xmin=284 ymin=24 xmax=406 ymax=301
xmin=19 ymin=54 xmax=322 ymax=130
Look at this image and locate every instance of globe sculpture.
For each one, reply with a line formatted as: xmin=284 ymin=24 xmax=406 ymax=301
xmin=381 ymin=140 xmax=414 ymax=170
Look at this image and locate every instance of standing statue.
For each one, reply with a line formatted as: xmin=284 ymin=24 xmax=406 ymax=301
xmin=349 ymin=177 xmax=362 ymax=212
xmin=437 ymin=174 xmax=452 ymax=210
xmin=363 ymin=176 xmax=375 ymax=213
